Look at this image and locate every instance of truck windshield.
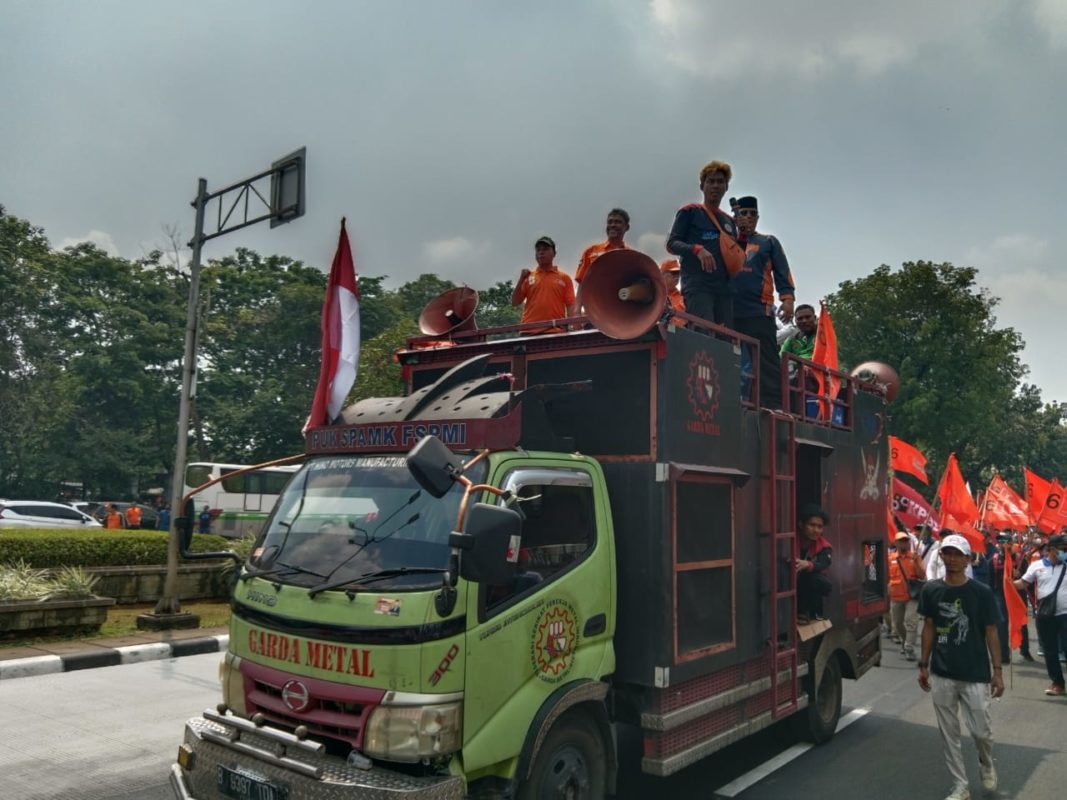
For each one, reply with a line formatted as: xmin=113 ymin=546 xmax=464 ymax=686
xmin=248 ymin=455 xmax=484 ymax=591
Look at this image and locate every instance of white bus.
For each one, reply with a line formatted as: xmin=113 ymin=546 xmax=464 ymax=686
xmin=183 ymin=461 xmax=300 ymax=539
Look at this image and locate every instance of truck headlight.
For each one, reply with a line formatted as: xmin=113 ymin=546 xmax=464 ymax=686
xmin=363 ymin=702 xmax=463 ymax=762
xmin=219 ymin=652 xmax=248 ymax=717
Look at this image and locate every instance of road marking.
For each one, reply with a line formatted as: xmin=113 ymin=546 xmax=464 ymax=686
xmin=713 ymin=707 xmax=869 ymax=797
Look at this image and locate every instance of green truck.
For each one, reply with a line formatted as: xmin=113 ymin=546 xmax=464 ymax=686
xmin=170 ymin=296 xmax=889 ymax=799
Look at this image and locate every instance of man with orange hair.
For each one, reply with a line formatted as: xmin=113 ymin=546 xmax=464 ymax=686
xmin=666 ymin=160 xmax=745 ymax=328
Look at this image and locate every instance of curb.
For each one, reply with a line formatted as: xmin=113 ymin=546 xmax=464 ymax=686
xmin=0 ymin=634 xmax=229 ymax=681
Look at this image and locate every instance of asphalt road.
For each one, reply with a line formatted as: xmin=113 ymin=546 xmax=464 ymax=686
xmin=1 ymin=642 xmax=1064 ymax=800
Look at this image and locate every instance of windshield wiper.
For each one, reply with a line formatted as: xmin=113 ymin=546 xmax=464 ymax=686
xmin=307 ymin=567 xmax=447 ymax=599
xmin=242 ymin=559 xmax=326 ymax=582
xmin=307 ymin=511 xmax=425 ymax=598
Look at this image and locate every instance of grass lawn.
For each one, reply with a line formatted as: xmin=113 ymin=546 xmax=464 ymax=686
xmin=1 ymin=600 xmax=231 ymax=649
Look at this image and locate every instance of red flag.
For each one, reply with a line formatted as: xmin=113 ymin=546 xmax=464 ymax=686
xmin=889 ymin=436 xmax=928 ymax=484
xmin=1003 ymin=547 xmax=1028 ymax=650
xmin=306 ymin=219 xmax=361 ymax=431
xmin=1037 ymin=479 xmax=1067 ymax=534
xmin=811 ymin=301 xmax=839 ymax=421
xmin=1024 ymin=467 xmax=1051 ymax=514
xmin=886 ymin=505 xmax=898 ymax=543
xmin=892 ymin=477 xmax=940 ymax=533
xmin=983 ymin=474 xmax=1030 ymax=529
xmin=936 ymin=453 xmax=979 ymax=527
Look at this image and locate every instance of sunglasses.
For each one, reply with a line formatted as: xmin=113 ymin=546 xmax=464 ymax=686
xmin=735 ymin=209 xmax=758 ymax=217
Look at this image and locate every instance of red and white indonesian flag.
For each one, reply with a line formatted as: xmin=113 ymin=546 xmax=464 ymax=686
xmin=307 ymin=219 xmax=360 ymax=430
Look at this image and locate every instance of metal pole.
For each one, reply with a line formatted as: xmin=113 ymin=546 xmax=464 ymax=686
xmin=153 ymin=178 xmax=208 ymax=618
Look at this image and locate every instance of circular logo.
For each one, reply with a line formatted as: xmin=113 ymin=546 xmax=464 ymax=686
xmin=686 ymin=351 xmax=720 ymax=422
xmin=530 ymin=600 xmax=578 ymax=683
xmin=281 ymin=679 xmax=311 ymax=713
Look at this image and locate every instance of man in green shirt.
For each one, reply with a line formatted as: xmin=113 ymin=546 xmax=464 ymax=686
xmin=780 ymin=303 xmax=817 ymax=361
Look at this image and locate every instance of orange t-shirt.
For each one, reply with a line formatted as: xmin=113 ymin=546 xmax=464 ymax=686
xmin=515 ymin=265 xmax=575 ymax=333
xmin=667 ymin=287 xmax=685 ymax=327
xmin=105 ymin=511 xmax=123 ymax=529
xmin=889 ymin=551 xmax=924 ymax=602
xmin=575 ymin=240 xmax=629 ymax=284
xmin=125 ymin=505 xmax=142 ymax=526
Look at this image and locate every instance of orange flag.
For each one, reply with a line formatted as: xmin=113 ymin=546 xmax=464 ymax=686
xmin=936 ymin=453 xmax=979 ymax=528
xmin=943 ymin=513 xmax=985 ymax=552
xmin=1003 ymin=547 xmax=1028 ymax=650
xmin=811 ymin=301 xmax=839 ymax=421
xmin=889 ymin=436 xmax=929 ymax=484
xmin=887 ymin=505 xmax=899 ymax=543
xmin=984 ymin=474 xmax=1031 ymax=529
xmin=1036 ymin=479 xmax=1067 ymax=534
xmin=1024 ymin=468 xmax=1051 ymax=514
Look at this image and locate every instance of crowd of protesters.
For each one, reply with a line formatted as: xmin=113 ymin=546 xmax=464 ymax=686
xmin=510 ymin=159 xmax=818 ymax=411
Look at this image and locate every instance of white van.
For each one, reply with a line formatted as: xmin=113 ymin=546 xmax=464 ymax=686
xmin=0 ymin=501 xmax=103 ymax=529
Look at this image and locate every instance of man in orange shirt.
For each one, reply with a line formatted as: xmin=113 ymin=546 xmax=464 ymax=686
xmin=660 ymin=259 xmax=685 ymax=326
xmin=511 ymin=236 xmax=577 ymax=335
xmin=574 ymin=208 xmax=631 ymax=285
xmin=103 ymin=503 xmax=123 ymax=529
xmin=124 ymin=503 xmax=143 ymax=529
xmin=890 ymin=531 xmax=927 ymax=661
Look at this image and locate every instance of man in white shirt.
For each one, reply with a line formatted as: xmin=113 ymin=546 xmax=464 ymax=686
xmin=925 ymin=529 xmax=975 ymax=581
xmin=1014 ymin=533 xmax=1067 ymax=696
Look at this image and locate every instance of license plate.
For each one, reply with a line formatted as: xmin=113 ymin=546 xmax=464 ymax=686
xmin=216 ymin=765 xmax=289 ymax=800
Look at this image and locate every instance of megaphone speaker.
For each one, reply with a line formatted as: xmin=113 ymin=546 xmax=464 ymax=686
xmin=418 ymin=287 xmax=480 ymax=337
xmin=578 ymin=249 xmax=667 ymax=339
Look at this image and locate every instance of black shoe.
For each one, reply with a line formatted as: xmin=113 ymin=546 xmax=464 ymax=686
xmin=1021 ymin=650 xmax=1035 ymax=662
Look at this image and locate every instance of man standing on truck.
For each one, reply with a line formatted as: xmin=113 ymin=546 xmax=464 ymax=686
xmin=666 ymin=160 xmax=746 ymax=328
xmin=731 ymin=195 xmax=795 ymax=409
xmin=917 ymin=533 xmax=1003 ymax=800
xmin=511 ymin=236 xmax=577 ymax=335
xmin=574 ymin=208 xmax=631 ymax=285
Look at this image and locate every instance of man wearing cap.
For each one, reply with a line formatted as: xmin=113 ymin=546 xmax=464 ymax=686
xmin=918 ymin=533 xmax=1003 ymax=799
xmin=574 ymin=209 xmax=632 ymax=285
xmin=731 ymin=196 xmax=796 ymax=409
xmin=1013 ymin=533 xmax=1067 ymax=696
xmin=666 ymin=160 xmax=746 ymax=328
xmin=511 ymin=236 xmax=577 ymax=335
xmin=660 ymin=259 xmax=685 ymax=326
xmin=890 ymin=531 xmax=926 ymax=661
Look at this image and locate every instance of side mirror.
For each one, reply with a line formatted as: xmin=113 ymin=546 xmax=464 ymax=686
xmin=406 ymin=435 xmax=462 ymax=498
xmin=454 ymin=503 xmax=521 ymax=585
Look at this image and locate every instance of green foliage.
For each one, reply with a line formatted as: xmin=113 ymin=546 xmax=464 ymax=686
xmin=0 ymin=529 xmax=233 ymax=568
xmin=44 ymin=565 xmax=100 ymax=600
xmin=0 ymin=559 xmax=52 ymax=601
xmin=828 ymin=261 xmax=1067 ymax=487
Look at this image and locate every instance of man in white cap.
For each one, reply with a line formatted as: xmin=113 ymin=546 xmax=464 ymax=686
xmin=917 ymin=533 xmax=1003 ymax=800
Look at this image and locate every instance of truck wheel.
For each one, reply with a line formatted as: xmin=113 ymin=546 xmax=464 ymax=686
xmin=518 ymin=710 xmax=607 ymax=800
xmin=792 ymin=656 xmax=842 ymax=744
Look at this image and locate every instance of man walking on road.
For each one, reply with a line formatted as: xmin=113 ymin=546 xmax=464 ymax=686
xmin=1014 ymin=533 xmax=1067 ymax=696
xmin=918 ymin=533 xmax=1003 ymax=800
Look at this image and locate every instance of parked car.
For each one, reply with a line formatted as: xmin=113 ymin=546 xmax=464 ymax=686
xmin=0 ymin=500 xmax=103 ymax=529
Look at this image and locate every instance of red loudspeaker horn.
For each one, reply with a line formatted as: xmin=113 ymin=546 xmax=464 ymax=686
xmin=418 ymin=287 xmax=480 ymax=337
xmin=849 ymin=361 xmax=900 ymax=402
xmin=578 ymin=249 xmax=667 ymax=339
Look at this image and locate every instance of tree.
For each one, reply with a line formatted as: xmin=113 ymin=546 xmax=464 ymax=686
xmin=828 ymin=261 xmax=1048 ymax=487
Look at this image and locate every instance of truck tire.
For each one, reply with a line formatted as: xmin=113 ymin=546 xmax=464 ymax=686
xmin=792 ymin=655 xmax=842 ymax=744
xmin=517 ymin=709 xmax=607 ymax=800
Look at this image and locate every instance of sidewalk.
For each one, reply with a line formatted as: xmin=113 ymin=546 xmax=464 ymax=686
xmin=0 ymin=625 xmax=229 ymax=680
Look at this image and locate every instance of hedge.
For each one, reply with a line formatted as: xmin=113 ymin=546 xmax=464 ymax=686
xmin=0 ymin=529 xmax=237 ymax=568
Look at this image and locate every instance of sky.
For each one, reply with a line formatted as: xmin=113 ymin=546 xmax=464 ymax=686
xmin=2 ymin=0 xmax=1065 ymax=402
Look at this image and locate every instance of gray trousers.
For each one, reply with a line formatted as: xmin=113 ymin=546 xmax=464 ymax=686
xmin=930 ymin=674 xmax=994 ymax=790
xmin=890 ymin=599 xmax=919 ymax=652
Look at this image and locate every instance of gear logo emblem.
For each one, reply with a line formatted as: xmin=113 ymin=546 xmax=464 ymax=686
xmin=530 ymin=600 xmax=578 ymax=683
xmin=687 ymin=351 xmax=720 ymax=422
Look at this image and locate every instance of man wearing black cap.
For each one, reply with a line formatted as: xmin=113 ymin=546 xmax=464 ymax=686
xmin=732 ymin=196 xmax=796 ymax=409
xmin=511 ymin=236 xmax=576 ymax=335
